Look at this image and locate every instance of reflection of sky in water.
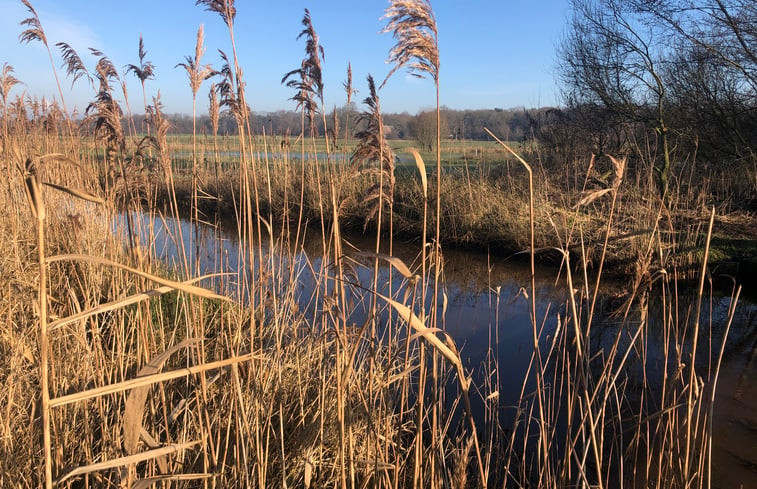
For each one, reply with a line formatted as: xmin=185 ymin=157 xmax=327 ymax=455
xmin=115 ymin=211 xmax=756 ymax=484
xmin=116 ymin=211 xmax=755 ymax=380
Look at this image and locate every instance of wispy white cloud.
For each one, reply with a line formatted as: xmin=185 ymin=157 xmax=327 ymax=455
xmin=1 ymin=0 xmax=102 ymax=54
xmin=43 ymin=11 xmax=103 ymax=55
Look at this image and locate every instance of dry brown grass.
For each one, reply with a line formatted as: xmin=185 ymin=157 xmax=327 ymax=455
xmin=0 ymin=2 xmax=746 ymax=488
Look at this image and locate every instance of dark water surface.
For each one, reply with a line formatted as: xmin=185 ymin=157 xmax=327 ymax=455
xmin=118 ymin=211 xmax=756 ymax=487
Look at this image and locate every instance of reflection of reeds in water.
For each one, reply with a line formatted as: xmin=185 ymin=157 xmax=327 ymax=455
xmin=0 ymin=1 xmax=748 ymax=488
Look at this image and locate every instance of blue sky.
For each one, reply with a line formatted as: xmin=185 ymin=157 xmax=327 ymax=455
xmin=0 ymin=0 xmax=570 ymax=116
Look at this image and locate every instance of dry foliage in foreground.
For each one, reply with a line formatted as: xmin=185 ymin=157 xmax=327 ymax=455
xmin=0 ymin=1 xmax=747 ymax=488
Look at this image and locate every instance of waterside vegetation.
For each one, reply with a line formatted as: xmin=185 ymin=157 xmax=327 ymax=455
xmin=0 ymin=0 xmax=753 ymax=488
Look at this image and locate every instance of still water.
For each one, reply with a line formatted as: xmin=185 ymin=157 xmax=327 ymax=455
xmin=119 ymin=211 xmax=756 ymax=487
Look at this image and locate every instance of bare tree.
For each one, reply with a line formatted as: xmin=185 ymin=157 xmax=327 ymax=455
xmin=559 ymin=0 xmax=673 ymax=195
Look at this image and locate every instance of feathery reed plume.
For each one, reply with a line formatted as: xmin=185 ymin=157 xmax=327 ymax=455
xmin=146 ymin=94 xmax=170 ymax=174
xmin=381 ymin=0 xmax=440 ymax=250
xmin=380 ymin=0 xmax=439 ymax=88
xmin=56 ymin=42 xmax=92 ymax=89
xmin=282 ymin=60 xmax=319 ymax=132
xmin=176 ymin=26 xmax=214 ymax=100
xmin=342 ymin=62 xmax=356 ymax=144
xmin=125 ymin=35 xmax=155 ymax=87
xmin=208 ymin=83 xmax=220 ymax=136
xmin=343 ymin=62 xmax=355 ymax=106
xmin=208 ymin=82 xmax=221 ymax=215
xmin=90 ymin=49 xmax=120 ymax=84
xmin=330 ymin=105 xmax=340 ymax=149
xmin=281 ymin=8 xmax=325 ymax=134
xmin=125 ymin=34 xmax=155 ymax=148
xmin=195 ymin=0 xmax=236 ymax=27
xmin=298 ymin=9 xmax=324 ymax=101
xmin=0 ymin=63 xmax=20 ymax=163
xmin=18 ymin=0 xmax=47 ymax=46
xmin=177 ymin=25 xmax=214 ymax=274
xmin=125 ymin=35 xmax=155 ymax=116
xmin=86 ymin=49 xmax=136 ymax=250
xmin=0 ymin=63 xmax=21 ymax=106
xmin=86 ymin=56 xmax=124 ymax=156
xmin=216 ymin=50 xmax=245 ymax=124
xmin=351 ymin=75 xmax=394 ymax=229
xmin=382 ymin=0 xmax=441 ymax=304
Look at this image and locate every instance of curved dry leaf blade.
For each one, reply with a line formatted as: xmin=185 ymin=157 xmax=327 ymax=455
xmin=408 ymin=148 xmax=427 ymax=199
xmin=575 ymin=188 xmax=613 ymax=208
xmin=377 ymin=293 xmax=459 ymax=366
xmin=123 ymin=338 xmax=202 ymax=454
xmin=56 ymin=440 xmax=201 ymax=485
xmin=355 ymin=251 xmax=416 ymax=280
xmin=484 ymin=127 xmax=532 ymax=174
xmin=50 ymin=353 xmax=257 ymax=408
xmin=607 ymin=154 xmax=626 ymax=188
xmin=139 ymin=428 xmax=167 ymax=472
xmin=41 ymin=181 xmax=104 ymax=204
xmin=386 ymin=365 xmax=419 ymax=386
xmin=47 ymin=254 xmax=231 ymax=303
xmin=49 ymin=275 xmax=221 ymax=332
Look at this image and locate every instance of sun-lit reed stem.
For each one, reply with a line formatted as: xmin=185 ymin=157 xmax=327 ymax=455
xmin=382 ymin=3 xmax=445 ymax=485
xmin=176 ymin=24 xmax=213 ymax=272
xmin=684 ymin=206 xmax=715 ymax=480
xmin=485 ymin=127 xmax=548 ymax=485
xmin=22 ymin=156 xmax=53 ymax=489
xmin=208 ymin=83 xmax=221 ymax=216
xmin=382 ymin=0 xmax=440 ymax=313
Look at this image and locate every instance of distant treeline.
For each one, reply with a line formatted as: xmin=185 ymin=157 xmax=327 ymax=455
xmin=122 ymin=106 xmax=543 ymax=144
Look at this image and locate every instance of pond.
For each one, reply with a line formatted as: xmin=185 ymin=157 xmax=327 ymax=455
xmin=118 ymin=210 xmax=756 ymax=487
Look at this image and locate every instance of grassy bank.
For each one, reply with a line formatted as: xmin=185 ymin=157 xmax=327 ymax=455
xmin=159 ymin=143 xmax=757 ymax=283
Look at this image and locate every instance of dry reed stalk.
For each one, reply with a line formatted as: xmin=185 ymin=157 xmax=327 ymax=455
xmin=25 ymin=157 xmax=52 ymax=489
xmin=706 ymin=285 xmax=740 ymax=488
xmin=176 ymin=28 xmax=217 ymax=473
xmin=132 ymin=473 xmax=215 ymax=489
xmin=485 ymin=127 xmax=550 ymax=484
xmin=49 ymin=353 xmax=257 ymax=408
xmin=382 ymin=5 xmax=442 ymax=483
xmin=48 ymin=275 xmax=218 ymax=331
xmin=176 ymin=24 xmax=213 ymax=272
xmin=684 ymin=206 xmax=715 ymax=479
xmin=56 ymin=440 xmax=203 ymax=485
xmin=18 ymin=151 xmax=110 ymax=488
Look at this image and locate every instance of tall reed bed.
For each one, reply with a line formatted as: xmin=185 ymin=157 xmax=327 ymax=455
xmin=0 ymin=0 xmax=744 ymax=488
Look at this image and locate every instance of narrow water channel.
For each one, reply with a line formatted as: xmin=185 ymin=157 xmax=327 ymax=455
xmin=118 ymin=211 xmax=756 ymax=487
